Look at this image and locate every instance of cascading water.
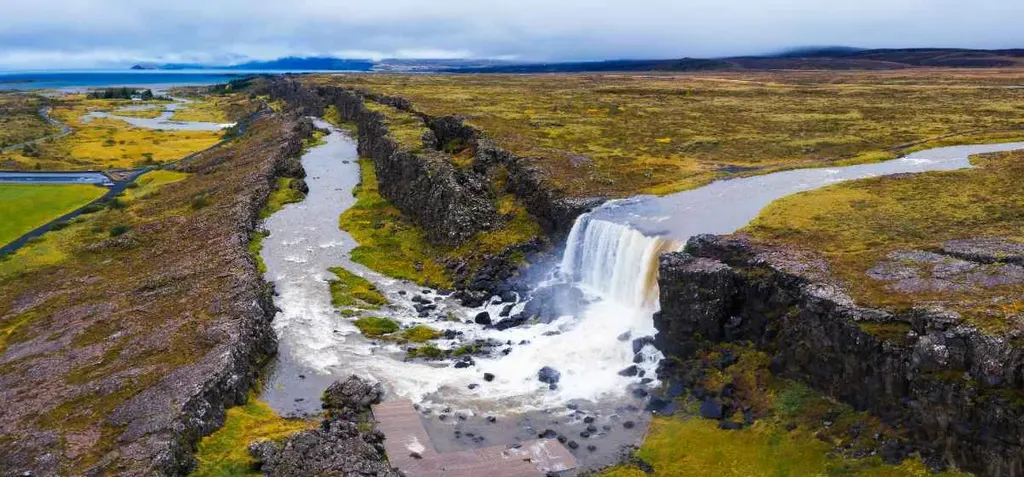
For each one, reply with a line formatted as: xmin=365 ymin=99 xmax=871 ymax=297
xmin=560 ymin=212 xmax=681 ymax=310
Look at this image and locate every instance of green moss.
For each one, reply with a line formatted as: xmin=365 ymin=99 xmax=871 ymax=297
xmin=363 ymin=101 xmax=428 ymax=152
xmin=353 ymin=316 xmax=400 ymax=338
xmin=452 ymin=343 xmax=482 ymax=357
xmin=248 ymin=231 xmax=269 ymax=274
xmin=327 ymin=266 xmax=387 ymax=310
xmin=190 ymin=394 xmax=313 ymax=477
xmin=407 ymin=344 xmax=444 ymax=360
xmin=339 ymin=159 xmax=454 ymax=288
xmin=402 ymin=325 xmax=441 ymax=343
xmin=260 ymin=177 xmax=304 ymax=219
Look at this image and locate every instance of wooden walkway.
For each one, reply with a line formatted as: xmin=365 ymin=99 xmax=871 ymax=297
xmin=373 ymin=400 xmax=578 ymax=476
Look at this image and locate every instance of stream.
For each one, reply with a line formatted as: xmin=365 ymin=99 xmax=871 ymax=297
xmin=259 ymin=133 xmax=1024 ymax=472
xmin=81 ymin=97 xmax=235 ymax=131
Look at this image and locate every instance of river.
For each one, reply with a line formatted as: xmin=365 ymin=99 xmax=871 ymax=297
xmin=258 ymin=135 xmax=1024 ymax=472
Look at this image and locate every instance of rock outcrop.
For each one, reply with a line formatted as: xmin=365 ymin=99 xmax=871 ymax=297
xmin=249 ymin=376 xmax=402 ymax=477
xmin=655 ymin=234 xmax=1024 ymax=476
xmin=0 ymin=113 xmax=311 ymax=476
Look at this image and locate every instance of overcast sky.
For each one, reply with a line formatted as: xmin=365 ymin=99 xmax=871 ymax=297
xmin=0 ymin=0 xmax=1022 ymax=69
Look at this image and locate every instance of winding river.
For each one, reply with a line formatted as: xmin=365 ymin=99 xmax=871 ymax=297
xmin=258 ymin=133 xmax=1024 ymax=471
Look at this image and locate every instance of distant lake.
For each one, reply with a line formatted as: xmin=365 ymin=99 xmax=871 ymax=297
xmin=0 ymin=70 xmax=318 ymax=91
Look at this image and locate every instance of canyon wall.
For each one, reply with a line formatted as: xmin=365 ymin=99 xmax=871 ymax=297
xmin=656 ymin=234 xmax=1024 ymax=477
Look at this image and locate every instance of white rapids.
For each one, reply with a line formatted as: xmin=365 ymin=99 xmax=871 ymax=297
xmin=261 ymin=127 xmax=1024 ymax=418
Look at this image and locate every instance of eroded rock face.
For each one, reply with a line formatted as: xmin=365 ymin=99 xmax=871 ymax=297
xmin=250 ymin=376 xmax=401 ymax=477
xmin=943 ymin=238 xmax=1024 ymax=265
xmin=656 ymin=234 xmax=1024 ymax=477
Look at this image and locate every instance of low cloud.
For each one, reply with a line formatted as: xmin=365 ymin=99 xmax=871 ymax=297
xmin=0 ymin=0 xmax=1021 ymax=69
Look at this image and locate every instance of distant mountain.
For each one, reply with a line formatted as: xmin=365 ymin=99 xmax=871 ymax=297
xmin=130 ymin=49 xmax=1024 ymax=74
xmin=132 ymin=56 xmax=374 ymax=71
xmin=450 ymin=58 xmax=732 ymax=73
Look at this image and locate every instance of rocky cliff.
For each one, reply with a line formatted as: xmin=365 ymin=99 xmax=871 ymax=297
xmin=0 ymin=113 xmax=311 ymax=476
xmin=258 ymin=78 xmax=601 ymax=291
xmin=655 ymin=234 xmax=1024 ymax=476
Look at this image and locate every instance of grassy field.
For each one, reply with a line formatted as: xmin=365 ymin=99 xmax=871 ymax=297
xmin=0 ymin=184 xmax=107 ymax=247
xmin=0 ymin=95 xmax=225 ymax=170
xmin=309 ymin=70 xmax=1024 ymax=197
xmin=745 ymin=149 xmax=1024 ymax=333
xmin=0 ymin=93 xmax=58 ymax=150
xmin=190 ymin=395 xmax=313 ymax=477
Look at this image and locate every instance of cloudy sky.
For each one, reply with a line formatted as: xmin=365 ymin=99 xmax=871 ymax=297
xmin=0 ymin=0 xmax=1022 ymax=69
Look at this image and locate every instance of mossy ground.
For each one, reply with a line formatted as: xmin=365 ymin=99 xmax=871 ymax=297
xmin=338 ymin=152 xmax=541 ymax=287
xmin=309 ymin=70 xmax=1024 ymax=197
xmin=0 ymin=93 xmax=60 ymax=149
xmin=259 ymin=177 xmax=304 ymax=219
xmin=353 ymin=316 xmax=400 ymax=337
xmin=190 ymin=394 xmax=314 ymax=477
xmin=0 ymin=114 xmax=304 ymax=473
xmin=602 ymin=345 xmax=971 ymax=477
xmin=745 ymin=149 xmax=1024 ymax=332
xmin=328 ymin=266 xmax=387 ymax=312
xmin=0 ymin=95 xmax=228 ymax=170
xmin=363 ymin=100 xmax=429 ymax=152
xmin=0 ymin=184 xmax=107 ymax=247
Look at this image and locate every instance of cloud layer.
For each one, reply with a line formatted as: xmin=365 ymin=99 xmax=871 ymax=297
xmin=1 ymin=0 xmax=1022 ymax=69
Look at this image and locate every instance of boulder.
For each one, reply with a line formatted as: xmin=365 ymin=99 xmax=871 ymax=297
xmin=538 ymin=366 xmax=561 ymax=384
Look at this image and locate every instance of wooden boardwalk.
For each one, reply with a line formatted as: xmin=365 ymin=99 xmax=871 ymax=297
xmin=373 ymin=400 xmax=578 ymax=477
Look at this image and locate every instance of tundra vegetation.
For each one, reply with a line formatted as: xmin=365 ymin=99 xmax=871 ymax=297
xmin=745 ymin=148 xmax=1024 ymax=333
xmin=0 ymin=93 xmax=59 ymax=150
xmin=308 ymin=70 xmax=1024 ymax=197
xmin=0 ymin=93 xmax=243 ymax=171
xmin=0 ymin=112 xmax=305 ymax=474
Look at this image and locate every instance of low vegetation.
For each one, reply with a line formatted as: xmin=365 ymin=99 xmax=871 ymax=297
xmin=0 ymin=184 xmax=107 ymax=247
xmin=745 ymin=148 xmax=1024 ymax=332
xmin=0 ymin=114 xmax=304 ymax=473
xmin=190 ymin=395 xmax=314 ymax=477
xmin=363 ymin=100 xmax=428 ymax=152
xmin=1 ymin=95 xmax=227 ymax=170
xmin=259 ymin=177 xmax=304 ymax=218
xmin=309 ymin=70 xmax=1024 ymax=197
xmin=352 ymin=316 xmax=400 ymax=338
xmin=602 ymin=344 xmax=969 ymax=477
xmin=327 ymin=267 xmax=387 ymax=311
xmin=0 ymin=93 xmax=59 ymax=150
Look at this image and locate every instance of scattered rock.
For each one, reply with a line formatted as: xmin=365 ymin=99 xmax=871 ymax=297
xmin=567 ymin=440 xmax=579 ymax=450
xmin=539 ymin=429 xmax=558 ymax=439
xmin=700 ymin=398 xmax=723 ymax=420
xmin=632 ymin=336 xmax=655 ymax=354
xmin=618 ymin=365 xmax=639 ymax=377
xmin=499 ymin=304 xmax=514 ymax=317
xmin=538 ymin=366 xmax=561 ymax=384
xmin=617 ymin=331 xmax=632 ymax=342
xmin=483 ymin=372 xmax=495 ymax=382
xmin=623 ymin=421 xmax=636 ymax=429
xmin=474 ymin=312 xmax=492 ymax=325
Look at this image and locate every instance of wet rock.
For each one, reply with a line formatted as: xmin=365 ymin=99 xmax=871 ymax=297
xmin=583 ymin=416 xmax=595 ymax=424
xmin=631 ymin=388 xmax=648 ymax=399
xmin=567 ymin=440 xmax=579 ymax=450
xmin=623 ymin=421 xmax=636 ymax=429
xmin=453 ymin=359 xmax=474 ymax=369
xmin=521 ymin=284 xmax=585 ymax=323
xmin=468 ymin=383 xmax=479 ymax=390
xmin=538 ymin=366 xmax=561 ymax=384
xmin=493 ymin=313 xmax=529 ymax=330
xmin=617 ymin=331 xmax=632 ymax=342
xmin=474 ymin=312 xmax=492 ymax=325
xmin=250 ymin=376 xmax=400 ymax=477
xmin=586 ymin=424 xmax=598 ymax=433
xmin=618 ymin=365 xmax=639 ymax=377
xmin=487 ymin=416 xmax=497 ymax=423
xmin=587 ymin=444 xmax=597 ymax=452
xmin=549 ymin=383 xmax=558 ymax=391
xmin=499 ymin=304 xmax=515 ymax=317
xmin=539 ymin=429 xmax=558 ymax=439
xmin=580 ymin=431 xmax=591 ymax=438
xmin=700 ymin=398 xmax=723 ymax=420
xmin=632 ymin=336 xmax=656 ymax=354
xmin=500 ymin=290 xmax=517 ymax=303
xmin=483 ymin=372 xmax=495 ymax=382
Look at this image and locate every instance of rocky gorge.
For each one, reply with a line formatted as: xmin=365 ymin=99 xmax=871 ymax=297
xmin=656 ymin=234 xmax=1024 ymax=476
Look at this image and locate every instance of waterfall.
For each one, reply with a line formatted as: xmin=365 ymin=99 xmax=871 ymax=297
xmin=560 ymin=213 xmax=681 ymax=309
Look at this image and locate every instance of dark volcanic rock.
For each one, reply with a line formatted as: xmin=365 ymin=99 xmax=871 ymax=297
xmin=700 ymin=398 xmax=724 ymax=420
xmin=250 ymin=376 xmax=399 ymax=476
xmin=656 ymin=234 xmax=1024 ymax=476
xmin=474 ymin=311 xmax=492 ymax=325
xmin=521 ymin=284 xmax=585 ymax=323
xmin=538 ymin=366 xmax=561 ymax=384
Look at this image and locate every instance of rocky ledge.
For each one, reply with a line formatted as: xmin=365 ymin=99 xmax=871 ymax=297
xmin=249 ymin=376 xmax=402 ymax=477
xmin=655 ymin=234 xmax=1024 ymax=477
